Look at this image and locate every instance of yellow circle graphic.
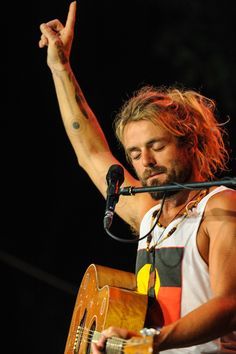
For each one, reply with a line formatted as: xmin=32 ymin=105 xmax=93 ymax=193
xmin=137 ymin=264 xmax=160 ymax=297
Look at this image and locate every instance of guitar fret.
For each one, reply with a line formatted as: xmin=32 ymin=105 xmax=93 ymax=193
xmin=106 ymin=337 xmax=125 ymax=354
xmin=92 ymin=331 xmax=125 ymax=354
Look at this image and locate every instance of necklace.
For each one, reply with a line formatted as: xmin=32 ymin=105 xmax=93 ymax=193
xmin=146 ymin=189 xmax=208 ymax=252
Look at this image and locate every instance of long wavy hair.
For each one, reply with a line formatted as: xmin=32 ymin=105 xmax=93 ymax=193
xmin=114 ymin=85 xmax=229 ymax=180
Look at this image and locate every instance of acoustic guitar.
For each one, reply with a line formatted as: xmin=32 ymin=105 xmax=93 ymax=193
xmin=64 ymin=263 xmax=154 ymax=353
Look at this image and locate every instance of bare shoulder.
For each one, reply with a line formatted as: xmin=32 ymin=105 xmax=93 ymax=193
xmin=197 ymin=187 xmax=236 ymax=266
xmin=205 ymin=187 xmax=236 ymax=215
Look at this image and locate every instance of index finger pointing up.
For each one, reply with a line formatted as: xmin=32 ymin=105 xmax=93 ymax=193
xmin=65 ymin=1 xmax=77 ymax=31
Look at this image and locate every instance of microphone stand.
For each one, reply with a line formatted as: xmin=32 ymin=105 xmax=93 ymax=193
xmin=119 ymin=178 xmax=236 ymax=196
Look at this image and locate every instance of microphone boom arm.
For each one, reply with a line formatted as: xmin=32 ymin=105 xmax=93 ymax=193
xmin=119 ymin=178 xmax=236 ymax=196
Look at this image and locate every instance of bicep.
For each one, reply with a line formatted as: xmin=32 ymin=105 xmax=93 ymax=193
xmin=207 ymin=193 xmax=236 ymax=296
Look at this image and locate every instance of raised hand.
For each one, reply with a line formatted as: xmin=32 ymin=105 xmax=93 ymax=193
xmin=39 ymin=1 xmax=76 ymax=71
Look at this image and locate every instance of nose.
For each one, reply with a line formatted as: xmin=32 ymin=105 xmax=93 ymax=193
xmin=142 ymin=148 xmax=156 ymax=168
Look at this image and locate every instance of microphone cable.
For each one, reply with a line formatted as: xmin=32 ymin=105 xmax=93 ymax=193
xmin=103 ymin=193 xmax=166 ymax=244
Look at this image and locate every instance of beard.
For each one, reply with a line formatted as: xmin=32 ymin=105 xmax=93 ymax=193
xmin=140 ymin=162 xmax=193 ymax=200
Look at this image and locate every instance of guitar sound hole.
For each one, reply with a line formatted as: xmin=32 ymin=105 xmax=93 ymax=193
xmin=85 ymin=320 xmax=96 ymax=354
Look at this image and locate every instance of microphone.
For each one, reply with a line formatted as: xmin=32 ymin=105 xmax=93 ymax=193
xmin=103 ymin=164 xmax=124 ymax=230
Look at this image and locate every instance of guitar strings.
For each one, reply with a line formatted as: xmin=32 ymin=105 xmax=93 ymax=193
xmin=74 ymin=326 xmax=144 ymax=348
xmin=76 ymin=326 xmax=129 ymax=343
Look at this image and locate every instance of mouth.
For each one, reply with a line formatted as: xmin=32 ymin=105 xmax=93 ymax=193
xmin=146 ymin=172 xmax=165 ymax=183
xmin=149 ymin=171 xmax=165 ymax=177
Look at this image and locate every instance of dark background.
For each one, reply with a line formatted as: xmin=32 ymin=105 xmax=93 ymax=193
xmin=6 ymin=1 xmax=236 ymax=353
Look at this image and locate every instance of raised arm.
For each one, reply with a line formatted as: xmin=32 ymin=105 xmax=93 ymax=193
xmin=39 ymin=1 xmax=155 ymax=231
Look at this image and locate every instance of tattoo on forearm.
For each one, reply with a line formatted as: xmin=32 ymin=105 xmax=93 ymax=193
xmin=75 ymin=92 xmax=89 ymax=119
xmin=72 ymin=122 xmax=80 ymax=129
xmin=67 ymin=71 xmax=89 ymax=119
xmin=56 ymin=69 xmax=90 ymax=131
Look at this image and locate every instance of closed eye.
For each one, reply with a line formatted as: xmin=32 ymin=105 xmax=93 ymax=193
xmin=153 ymin=145 xmax=165 ymax=152
xmin=127 ymin=138 xmax=168 ymax=161
xmin=129 ymin=151 xmax=141 ymax=160
xmin=146 ymin=139 xmax=166 ymax=152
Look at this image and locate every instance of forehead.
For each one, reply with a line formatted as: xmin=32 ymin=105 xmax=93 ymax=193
xmin=123 ymin=120 xmax=171 ymax=148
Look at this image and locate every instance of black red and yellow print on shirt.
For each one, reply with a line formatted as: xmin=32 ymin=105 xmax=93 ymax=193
xmin=135 ymin=247 xmax=184 ymax=327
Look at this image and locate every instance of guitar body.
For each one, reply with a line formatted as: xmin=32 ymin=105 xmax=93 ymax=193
xmin=64 ymin=263 xmax=149 ymax=353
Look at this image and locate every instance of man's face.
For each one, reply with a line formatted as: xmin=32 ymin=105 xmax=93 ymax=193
xmin=123 ymin=120 xmax=193 ymax=200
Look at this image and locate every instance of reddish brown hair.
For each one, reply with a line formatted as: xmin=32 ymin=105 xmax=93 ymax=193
xmin=114 ymin=85 xmax=229 ymax=179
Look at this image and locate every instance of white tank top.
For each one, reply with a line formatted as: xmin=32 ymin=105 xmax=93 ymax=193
xmin=136 ymin=186 xmax=236 ymax=353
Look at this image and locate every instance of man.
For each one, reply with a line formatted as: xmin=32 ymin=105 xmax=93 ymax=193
xmin=39 ymin=2 xmax=236 ymax=353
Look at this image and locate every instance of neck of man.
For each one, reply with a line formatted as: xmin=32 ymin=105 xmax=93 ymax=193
xmin=160 ymin=171 xmax=205 ymax=221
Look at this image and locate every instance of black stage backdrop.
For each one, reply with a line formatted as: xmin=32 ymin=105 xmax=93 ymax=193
xmin=6 ymin=1 xmax=236 ymax=353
